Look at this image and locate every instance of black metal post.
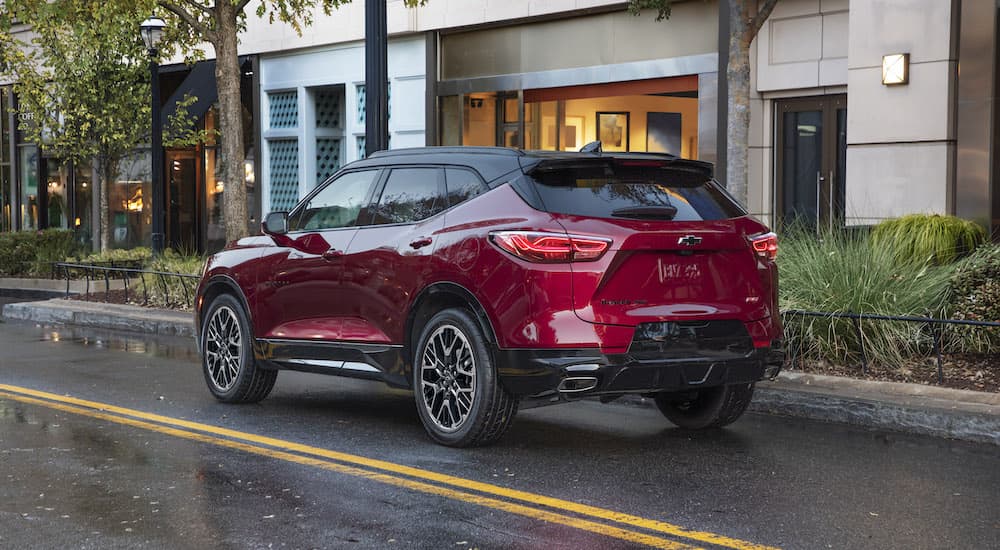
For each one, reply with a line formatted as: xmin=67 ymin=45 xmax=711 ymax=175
xmin=364 ymin=0 xmax=389 ymax=156
xmin=149 ymin=52 xmax=165 ymax=255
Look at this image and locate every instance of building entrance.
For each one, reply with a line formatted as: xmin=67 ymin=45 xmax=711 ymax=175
xmin=775 ymin=95 xmax=847 ymax=231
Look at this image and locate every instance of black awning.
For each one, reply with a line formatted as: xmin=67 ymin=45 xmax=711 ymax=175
xmin=161 ymin=59 xmax=218 ymax=135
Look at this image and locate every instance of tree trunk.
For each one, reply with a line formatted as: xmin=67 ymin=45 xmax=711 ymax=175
xmin=99 ymin=158 xmax=112 ymax=252
xmin=213 ymin=3 xmax=249 ymax=244
xmin=725 ymin=0 xmax=753 ymax=207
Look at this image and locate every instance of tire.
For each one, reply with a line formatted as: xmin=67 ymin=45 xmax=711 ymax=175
xmin=200 ymin=293 xmax=276 ymax=403
xmin=654 ymin=383 xmax=755 ymax=430
xmin=413 ymin=308 xmax=518 ymax=447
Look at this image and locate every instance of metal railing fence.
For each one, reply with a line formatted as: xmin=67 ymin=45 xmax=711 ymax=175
xmin=53 ymin=262 xmax=200 ymax=309
xmin=782 ymin=310 xmax=1000 ymax=383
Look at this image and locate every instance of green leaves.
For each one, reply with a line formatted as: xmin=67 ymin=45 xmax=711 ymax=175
xmin=0 ymin=0 xmax=153 ymax=167
xmin=627 ymin=0 xmax=672 ymax=21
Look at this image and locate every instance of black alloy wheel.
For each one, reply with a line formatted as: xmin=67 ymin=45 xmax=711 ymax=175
xmin=413 ymin=308 xmax=518 ymax=447
xmin=201 ymin=293 xmax=276 ymax=403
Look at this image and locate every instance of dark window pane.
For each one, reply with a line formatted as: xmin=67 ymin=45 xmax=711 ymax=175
xmin=527 ymin=161 xmax=744 ymax=221
xmin=294 ymin=169 xmax=378 ymax=231
xmin=371 ymin=168 xmax=444 ymax=225
xmin=445 ymin=168 xmax=486 ymax=208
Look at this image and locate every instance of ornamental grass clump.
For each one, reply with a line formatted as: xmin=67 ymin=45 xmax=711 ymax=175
xmin=871 ymin=214 xmax=986 ymax=266
xmin=778 ymin=227 xmax=952 ymax=368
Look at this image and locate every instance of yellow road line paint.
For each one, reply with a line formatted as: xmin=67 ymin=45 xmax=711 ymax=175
xmin=0 ymin=384 xmax=779 ymax=550
xmin=0 ymin=390 xmax=696 ymax=550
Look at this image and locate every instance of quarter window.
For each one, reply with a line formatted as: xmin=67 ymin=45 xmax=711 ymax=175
xmin=445 ymin=168 xmax=487 ymax=208
xmin=370 ymin=168 xmax=445 ymax=225
xmin=293 ymin=169 xmax=379 ymax=231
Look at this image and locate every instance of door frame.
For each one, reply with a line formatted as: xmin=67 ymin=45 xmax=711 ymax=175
xmin=774 ymin=94 xmax=847 ymax=231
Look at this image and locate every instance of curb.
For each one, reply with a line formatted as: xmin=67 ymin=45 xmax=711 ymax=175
xmin=3 ymin=298 xmax=998 ymax=446
xmin=2 ymin=298 xmax=194 ymax=338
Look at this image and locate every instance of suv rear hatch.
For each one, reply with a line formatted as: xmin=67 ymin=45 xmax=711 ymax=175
xmin=522 ymin=157 xmax=775 ymax=327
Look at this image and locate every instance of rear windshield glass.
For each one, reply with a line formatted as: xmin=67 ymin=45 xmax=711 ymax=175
xmin=527 ymin=161 xmax=745 ymax=221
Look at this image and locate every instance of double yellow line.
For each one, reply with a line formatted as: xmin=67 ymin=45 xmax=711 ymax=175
xmin=0 ymin=384 xmax=777 ymax=550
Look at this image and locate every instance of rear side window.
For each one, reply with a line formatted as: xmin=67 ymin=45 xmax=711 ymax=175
xmin=445 ymin=168 xmax=487 ymax=207
xmin=370 ymin=168 xmax=446 ymax=225
xmin=527 ymin=161 xmax=745 ymax=221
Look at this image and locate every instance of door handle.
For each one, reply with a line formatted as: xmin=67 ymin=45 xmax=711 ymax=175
xmin=409 ymin=237 xmax=432 ymax=250
xmin=322 ymin=248 xmax=343 ymax=261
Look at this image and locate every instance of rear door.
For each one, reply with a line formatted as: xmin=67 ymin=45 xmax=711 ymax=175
xmin=340 ymin=166 xmax=448 ymax=347
xmin=525 ymin=159 xmax=773 ymax=326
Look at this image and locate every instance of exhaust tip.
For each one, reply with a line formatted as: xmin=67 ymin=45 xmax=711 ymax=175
xmin=558 ymin=376 xmax=599 ymax=393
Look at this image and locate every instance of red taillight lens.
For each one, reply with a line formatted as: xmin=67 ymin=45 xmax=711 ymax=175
xmin=490 ymin=231 xmax=611 ymax=263
xmin=751 ymin=232 xmax=778 ymax=261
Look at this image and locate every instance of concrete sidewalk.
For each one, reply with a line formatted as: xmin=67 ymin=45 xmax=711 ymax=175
xmin=4 ymin=297 xmax=998 ymax=446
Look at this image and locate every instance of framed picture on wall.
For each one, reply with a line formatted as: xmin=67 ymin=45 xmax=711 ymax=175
xmin=646 ymin=112 xmax=682 ymax=155
xmin=597 ymin=112 xmax=630 ymax=152
xmin=562 ymin=116 xmax=585 ymax=150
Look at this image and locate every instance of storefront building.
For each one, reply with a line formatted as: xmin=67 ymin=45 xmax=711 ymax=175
xmin=751 ymin=0 xmax=999 ymax=237
xmin=4 ymin=0 xmax=999 ymax=247
xmin=433 ymin=3 xmax=718 ymax=165
xmin=258 ymin=36 xmax=426 ymax=214
xmin=1 ymin=85 xmax=96 ymax=247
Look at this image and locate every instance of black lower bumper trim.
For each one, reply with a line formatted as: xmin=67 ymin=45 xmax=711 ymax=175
xmin=495 ymin=346 xmax=784 ymax=397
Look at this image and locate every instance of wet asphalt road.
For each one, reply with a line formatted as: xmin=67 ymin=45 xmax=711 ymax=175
xmin=0 ymin=319 xmax=998 ymax=550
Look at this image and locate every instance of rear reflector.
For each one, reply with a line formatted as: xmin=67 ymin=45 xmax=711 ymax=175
xmin=490 ymin=231 xmax=611 ymax=263
xmin=751 ymin=232 xmax=778 ymax=261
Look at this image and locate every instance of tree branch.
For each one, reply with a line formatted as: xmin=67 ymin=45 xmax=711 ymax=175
xmin=749 ymin=0 xmax=781 ymax=38
xmin=157 ymin=0 xmax=215 ymax=43
xmin=179 ymin=0 xmax=213 ymax=17
xmin=235 ymin=0 xmax=253 ymax=13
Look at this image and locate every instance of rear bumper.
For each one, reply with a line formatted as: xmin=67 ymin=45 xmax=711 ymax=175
xmin=495 ymin=344 xmax=784 ymax=397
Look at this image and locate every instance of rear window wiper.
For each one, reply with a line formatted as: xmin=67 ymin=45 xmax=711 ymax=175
xmin=610 ymin=205 xmax=678 ymax=220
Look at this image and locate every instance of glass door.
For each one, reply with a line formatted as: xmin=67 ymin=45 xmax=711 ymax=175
xmin=776 ymin=95 xmax=847 ymax=231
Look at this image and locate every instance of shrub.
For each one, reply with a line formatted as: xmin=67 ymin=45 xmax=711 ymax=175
xmin=141 ymin=250 xmax=204 ymax=309
xmin=871 ymin=214 xmax=986 ymax=265
xmin=945 ymin=244 xmax=1000 ymax=352
xmin=779 ymin=227 xmax=953 ymax=368
xmin=74 ymin=247 xmax=152 ymax=265
xmin=0 ymin=230 xmax=82 ymax=277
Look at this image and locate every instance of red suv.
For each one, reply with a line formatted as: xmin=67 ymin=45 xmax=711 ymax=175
xmin=195 ymin=146 xmax=783 ymax=447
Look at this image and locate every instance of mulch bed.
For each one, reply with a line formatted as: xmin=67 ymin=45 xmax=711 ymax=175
xmin=65 ymin=291 xmax=998 ymax=393
xmin=66 ymin=288 xmax=194 ymax=311
xmin=786 ymin=354 xmax=999 ymax=393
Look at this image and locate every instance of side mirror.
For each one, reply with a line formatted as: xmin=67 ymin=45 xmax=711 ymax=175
xmin=262 ymin=211 xmax=289 ymax=236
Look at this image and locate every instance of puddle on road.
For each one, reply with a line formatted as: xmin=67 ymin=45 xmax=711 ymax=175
xmin=29 ymin=324 xmax=199 ymax=362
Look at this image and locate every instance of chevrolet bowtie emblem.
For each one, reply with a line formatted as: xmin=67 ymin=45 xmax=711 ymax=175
xmin=677 ymin=235 xmax=702 ymax=246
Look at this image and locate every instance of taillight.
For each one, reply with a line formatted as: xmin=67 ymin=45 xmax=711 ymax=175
xmin=490 ymin=231 xmax=611 ymax=263
xmin=751 ymin=232 xmax=778 ymax=261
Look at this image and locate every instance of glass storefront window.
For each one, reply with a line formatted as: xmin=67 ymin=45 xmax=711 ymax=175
xmin=45 ymin=160 xmax=69 ymax=229
xmin=439 ymin=96 xmax=461 ymax=146
xmin=463 ymin=93 xmax=496 ymax=146
xmin=74 ymin=163 xmax=93 ymax=248
xmin=111 ymin=151 xmax=152 ymax=249
xmin=18 ymin=144 xmax=38 ymax=231
xmin=1 ymin=87 xmax=10 ymax=232
xmin=204 ymin=145 xmax=225 ymax=252
xmin=203 ymin=107 xmax=226 ymax=253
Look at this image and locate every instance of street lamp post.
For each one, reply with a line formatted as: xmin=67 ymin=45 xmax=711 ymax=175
xmin=140 ymin=16 xmax=166 ymax=256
